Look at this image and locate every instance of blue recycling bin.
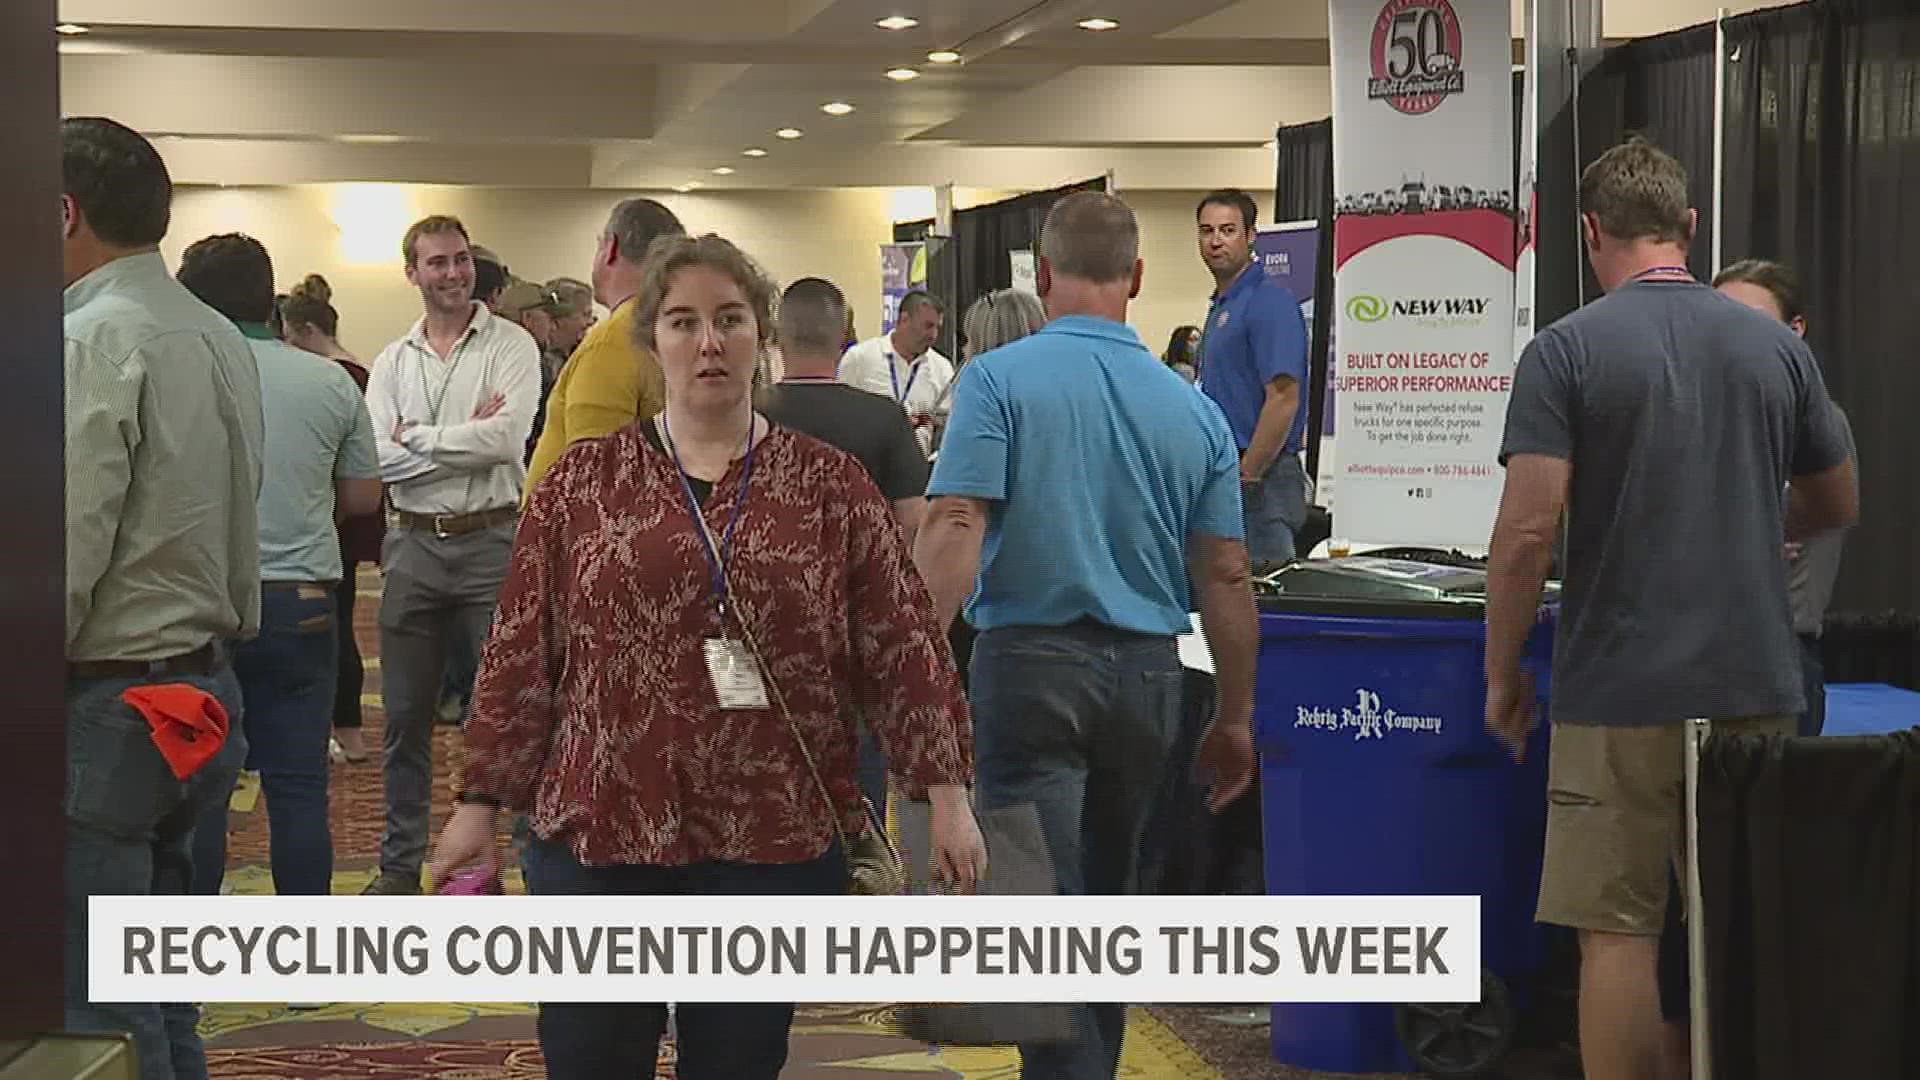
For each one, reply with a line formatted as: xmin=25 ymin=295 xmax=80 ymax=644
xmin=1254 ymin=557 xmax=1556 ymax=1075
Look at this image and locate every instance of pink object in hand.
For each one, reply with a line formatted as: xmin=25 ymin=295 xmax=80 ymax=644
xmin=437 ymin=867 xmax=503 ymax=896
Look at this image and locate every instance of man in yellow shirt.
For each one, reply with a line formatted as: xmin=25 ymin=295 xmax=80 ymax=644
xmin=523 ymin=198 xmax=685 ymax=499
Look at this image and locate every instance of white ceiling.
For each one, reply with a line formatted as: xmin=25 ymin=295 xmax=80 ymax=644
xmin=55 ymin=0 xmax=1784 ymax=191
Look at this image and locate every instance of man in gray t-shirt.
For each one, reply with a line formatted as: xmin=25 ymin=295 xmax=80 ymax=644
xmin=1481 ymin=139 xmax=1858 ymax=1080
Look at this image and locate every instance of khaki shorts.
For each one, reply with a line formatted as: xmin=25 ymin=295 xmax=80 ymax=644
xmin=1535 ymin=715 xmax=1793 ymax=934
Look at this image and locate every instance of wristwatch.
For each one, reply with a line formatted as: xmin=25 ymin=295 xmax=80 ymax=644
xmin=455 ymin=791 xmax=502 ymax=808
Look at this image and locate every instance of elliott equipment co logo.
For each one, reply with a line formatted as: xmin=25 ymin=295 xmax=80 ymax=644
xmin=1368 ymin=0 xmax=1466 ymax=115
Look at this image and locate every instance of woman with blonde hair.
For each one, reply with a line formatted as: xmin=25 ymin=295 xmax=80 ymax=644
xmin=961 ymin=287 xmax=1046 ymax=361
xmin=431 ymin=233 xmax=985 ymax=1080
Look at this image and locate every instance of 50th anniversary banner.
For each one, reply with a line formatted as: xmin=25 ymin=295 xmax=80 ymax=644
xmin=1328 ymin=0 xmax=1519 ymax=548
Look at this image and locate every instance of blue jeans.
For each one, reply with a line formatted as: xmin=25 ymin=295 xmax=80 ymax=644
xmin=969 ymin=622 xmax=1184 ymax=1080
xmin=1244 ymin=451 xmax=1309 ymax=567
xmin=523 ymin=834 xmax=845 ymax=1080
xmin=66 ymin=660 xmax=247 ymax=1080
xmin=193 ymin=584 xmax=338 ymax=896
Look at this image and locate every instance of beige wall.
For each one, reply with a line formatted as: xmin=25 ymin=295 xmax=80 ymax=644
xmin=162 ymin=184 xmax=1274 ymax=367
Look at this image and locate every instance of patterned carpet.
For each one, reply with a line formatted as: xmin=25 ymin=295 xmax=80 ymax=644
xmin=199 ymin=568 xmax=1223 ymax=1079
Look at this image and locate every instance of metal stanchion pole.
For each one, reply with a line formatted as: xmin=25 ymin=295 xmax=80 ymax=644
xmin=1684 ymin=717 xmax=1713 ymax=1080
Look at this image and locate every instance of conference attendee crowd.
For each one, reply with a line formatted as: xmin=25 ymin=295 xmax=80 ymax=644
xmin=60 ymin=113 xmax=1852 ymax=1080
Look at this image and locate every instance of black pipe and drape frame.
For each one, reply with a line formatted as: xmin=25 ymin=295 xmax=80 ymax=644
xmin=893 ymin=177 xmax=1109 ymax=362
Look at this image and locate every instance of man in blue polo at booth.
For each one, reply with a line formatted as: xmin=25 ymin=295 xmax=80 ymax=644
xmin=1195 ymin=188 xmax=1311 ymax=570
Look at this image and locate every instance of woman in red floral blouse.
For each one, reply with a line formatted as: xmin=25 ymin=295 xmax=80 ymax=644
xmin=430 ymin=234 xmax=984 ymax=1080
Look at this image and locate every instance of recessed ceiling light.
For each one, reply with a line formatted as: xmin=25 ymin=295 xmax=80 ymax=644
xmin=1077 ymin=17 xmax=1119 ymax=31
xmin=55 ymin=22 xmax=88 ymax=34
xmin=927 ymin=50 xmax=961 ymax=64
xmin=820 ymin=101 xmax=855 ymax=116
xmin=674 ymin=184 xmax=695 ymax=193
xmin=886 ymin=67 xmax=920 ymax=81
xmin=742 ymin=147 xmax=768 ymax=157
xmin=776 ymin=127 xmax=804 ymax=139
xmin=712 ymin=166 xmax=736 ymax=175
xmin=875 ymin=15 xmax=919 ymax=31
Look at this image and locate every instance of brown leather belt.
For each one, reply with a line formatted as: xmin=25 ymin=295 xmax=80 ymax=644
xmin=68 ymin=642 xmax=219 ymax=681
xmin=393 ymin=507 xmax=518 ymax=538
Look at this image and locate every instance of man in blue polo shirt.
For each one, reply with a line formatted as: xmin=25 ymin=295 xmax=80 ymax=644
xmin=915 ymin=191 xmax=1259 ymax=1080
xmin=1196 ymin=188 xmax=1311 ymax=568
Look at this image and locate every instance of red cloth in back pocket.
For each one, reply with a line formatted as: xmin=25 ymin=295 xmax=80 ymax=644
xmin=120 ymin=684 xmax=230 ymax=780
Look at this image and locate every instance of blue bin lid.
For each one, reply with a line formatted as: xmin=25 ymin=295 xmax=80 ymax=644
xmin=1256 ymin=556 xmax=1558 ymax=619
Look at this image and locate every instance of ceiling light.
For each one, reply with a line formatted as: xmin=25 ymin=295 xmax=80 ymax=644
xmin=886 ymin=67 xmax=920 ymax=81
xmin=712 ymin=166 xmax=735 ymax=175
xmin=674 ymin=184 xmax=694 ymax=193
xmin=742 ymin=147 xmax=768 ymax=157
xmin=875 ymin=15 xmax=919 ymax=31
xmin=927 ymin=50 xmax=961 ymax=64
xmin=776 ymin=127 xmax=804 ymax=140
xmin=1263 ymin=140 xmax=1278 ymax=150
xmin=55 ymin=22 xmax=88 ymax=34
xmin=1077 ymin=17 xmax=1119 ymax=31
xmin=820 ymin=101 xmax=855 ymax=116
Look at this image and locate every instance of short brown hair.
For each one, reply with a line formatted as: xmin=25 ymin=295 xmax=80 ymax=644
xmin=1712 ymin=258 xmax=1804 ymax=323
xmin=1578 ymin=137 xmax=1692 ymax=245
xmin=632 ymin=233 xmax=777 ymax=353
xmin=1039 ymin=191 xmax=1139 ymax=284
xmin=401 ymin=214 xmax=470 ymax=267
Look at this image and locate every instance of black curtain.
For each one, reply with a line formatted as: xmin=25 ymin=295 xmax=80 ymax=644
xmin=1569 ymin=24 xmax=1719 ymax=302
xmin=1274 ymin=119 xmax=1334 ymax=494
xmin=949 ymin=177 xmax=1107 ymax=352
xmin=1721 ymin=0 xmax=1920 ymax=624
xmin=1698 ymin=728 xmax=1920 ymax=1078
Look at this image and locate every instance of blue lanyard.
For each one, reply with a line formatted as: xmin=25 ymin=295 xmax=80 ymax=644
xmin=661 ymin=413 xmax=758 ymax=620
xmin=888 ymin=354 xmax=923 ymax=404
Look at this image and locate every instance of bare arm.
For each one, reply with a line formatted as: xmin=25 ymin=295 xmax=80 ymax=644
xmin=1486 ymin=455 xmax=1567 ymax=682
xmin=1190 ymin=533 xmax=1257 ymax=729
xmin=1187 ymin=532 xmax=1259 ymax=811
xmin=335 ymin=478 xmax=383 ymax=521
xmin=912 ymin=495 xmax=987 ymax=632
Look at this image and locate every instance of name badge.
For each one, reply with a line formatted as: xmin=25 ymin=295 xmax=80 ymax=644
xmin=703 ymin=637 xmax=770 ymax=710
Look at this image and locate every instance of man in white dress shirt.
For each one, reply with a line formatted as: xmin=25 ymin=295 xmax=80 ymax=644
xmin=362 ymin=214 xmax=541 ymax=895
xmin=840 ymin=289 xmax=954 ymax=457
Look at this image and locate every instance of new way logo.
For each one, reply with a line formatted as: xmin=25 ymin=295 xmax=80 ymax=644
xmin=1346 ymin=294 xmax=1389 ymax=323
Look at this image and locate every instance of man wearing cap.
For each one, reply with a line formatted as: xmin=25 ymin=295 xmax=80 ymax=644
xmin=496 ymin=279 xmax=568 ymax=458
xmin=524 ymin=197 xmax=685 ymax=498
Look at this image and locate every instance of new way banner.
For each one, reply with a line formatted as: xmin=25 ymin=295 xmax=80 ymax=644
xmin=1329 ymin=0 xmax=1517 ymax=548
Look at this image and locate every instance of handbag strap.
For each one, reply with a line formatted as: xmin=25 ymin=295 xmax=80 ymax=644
xmin=672 ymin=438 xmax=853 ymax=852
